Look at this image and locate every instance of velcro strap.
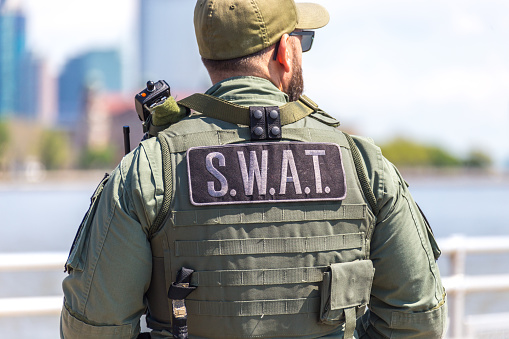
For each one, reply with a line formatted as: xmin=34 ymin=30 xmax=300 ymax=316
xmin=175 ymin=233 xmax=364 ymax=257
xmin=177 ymin=93 xmax=317 ymax=126
xmin=186 ymin=297 xmax=320 ymax=317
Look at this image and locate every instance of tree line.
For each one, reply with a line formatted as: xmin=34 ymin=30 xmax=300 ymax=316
xmin=380 ymin=137 xmax=491 ymax=169
xmin=0 ymin=119 xmax=492 ymax=172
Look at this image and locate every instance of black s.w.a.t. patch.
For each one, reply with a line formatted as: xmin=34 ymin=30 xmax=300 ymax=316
xmin=187 ymin=142 xmax=346 ymax=206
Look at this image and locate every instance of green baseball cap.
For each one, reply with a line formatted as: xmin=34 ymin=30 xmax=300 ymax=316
xmin=194 ymin=0 xmax=329 ymax=60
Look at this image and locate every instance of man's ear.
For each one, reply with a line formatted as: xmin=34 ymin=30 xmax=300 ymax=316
xmin=277 ymin=34 xmax=291 ymax=72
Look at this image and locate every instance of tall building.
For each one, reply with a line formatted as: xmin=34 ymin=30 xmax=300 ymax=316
xmin=138 ymin=0 xmax=210 ymax=93
xmin=58 ymin=50 xmax=122 ymax=126
xmin=0 ymin=3 xmax=26 ymax=117
xmin=16 ymin=53 xmax=57 ymax=123
xmin=38 ymin=60 xmax=57 ymax=126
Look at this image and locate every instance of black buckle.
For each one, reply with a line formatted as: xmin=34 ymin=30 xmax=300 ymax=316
xmin=249 ymin=106 xmax=282 ymax=141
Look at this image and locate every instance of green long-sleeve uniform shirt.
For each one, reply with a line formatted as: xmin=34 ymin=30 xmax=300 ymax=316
xmin=61 ymin=76 xmax=447 ymax=338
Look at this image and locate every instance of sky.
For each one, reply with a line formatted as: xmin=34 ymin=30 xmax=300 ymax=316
xmin=14 ymin=0 xmax=509 ymax=167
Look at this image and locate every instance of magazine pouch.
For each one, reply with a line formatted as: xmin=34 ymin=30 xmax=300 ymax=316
xmin=320 ymin=260 xmax=375 ymax=337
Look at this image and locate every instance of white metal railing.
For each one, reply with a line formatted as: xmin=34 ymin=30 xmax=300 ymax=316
xmin=438 ymin=235 xmax=509 ymax=339
xmin=1 ymin=236 xmax=509 ymax=337
xmin=0 ymin=252 xmax=66 ymax=316
xmin=0 ymin=252 xmax=66 ymax=272
xmin=0 ymin=296 xmax=62 ymax=317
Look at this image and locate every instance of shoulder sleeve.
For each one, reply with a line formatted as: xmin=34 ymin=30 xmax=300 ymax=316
xmin=351 ymin=136 xmax=447 ymax=338
xmin=124 ymin=137 xmax=166 ymax=235
xmin=61 ymin=138 xmax=165 ymax=338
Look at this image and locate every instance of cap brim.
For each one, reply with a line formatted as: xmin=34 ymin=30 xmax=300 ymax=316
xmin=295 ymin=3 xmax=330 ymax=30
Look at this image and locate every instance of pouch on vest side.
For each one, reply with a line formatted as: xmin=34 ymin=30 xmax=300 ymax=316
xmin=65 ymin=173 xmax=110 ymax=272
xmin=320 ymin=260 xmax=374 ymax=325
xmin=417 ymin=204 xmax=441 ymax=261
xmin=426 ymin=223 xmax=441 ymax=261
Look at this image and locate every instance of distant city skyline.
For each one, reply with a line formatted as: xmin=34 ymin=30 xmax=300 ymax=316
xmin=5 ymin=0 xmax=509 ymax=167
xmin=0 ymin=2 xmax=57 ymax=123
xmin=58 ymin=49 xmax=122 ymax=126
xmin=0 ymin=7 xmax=26 ymax=115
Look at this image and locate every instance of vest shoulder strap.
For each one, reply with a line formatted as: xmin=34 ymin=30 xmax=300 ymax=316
xmin=343 ymin=132 xmax=377 ymax=214
xmin=177 ymin=93 xmax=322 ymax=126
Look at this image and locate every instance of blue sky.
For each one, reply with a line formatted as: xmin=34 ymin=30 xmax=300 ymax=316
xmin=18 ymin=0 xmax=509 ymax=167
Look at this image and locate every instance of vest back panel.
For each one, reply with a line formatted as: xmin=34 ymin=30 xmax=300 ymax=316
xmin=147 ymin=116 xmax=375 ymax=338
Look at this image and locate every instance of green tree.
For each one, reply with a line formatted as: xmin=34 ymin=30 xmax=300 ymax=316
xmin=427 ymin=146 xmax=461 ymax=167
xmin=463 ymin=149 xmax=492 ymax=168
xmin=0 ymin=120 xmax=9 ymax=159
xmin=80 ymin=146 xmax=116 ymax=169
xmin=380 ymin=138 xmax=461 ymax=168
xmin=39 ymin=129 xmax=71 ymax=170
xmin=381 ymin=138 xmax=430 ymax=167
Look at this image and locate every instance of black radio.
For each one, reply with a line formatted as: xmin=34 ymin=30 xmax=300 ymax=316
xmin=134 ymin=80 xmax=171 ymax=122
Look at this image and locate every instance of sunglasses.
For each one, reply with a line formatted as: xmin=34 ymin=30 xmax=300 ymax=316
xmin=273 ymin=30 xmax=315 ymax=60
xmin=289 ymin=30 xmax=315 ymax=52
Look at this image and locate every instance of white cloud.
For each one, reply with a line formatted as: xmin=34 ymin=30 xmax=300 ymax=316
xmin=416 ymin=68 xmax=508 ymax=105
xmin=451 ymin=11 xmax=485 ymax=35
xmin=23 ymin=0 xmax=136 ymax=72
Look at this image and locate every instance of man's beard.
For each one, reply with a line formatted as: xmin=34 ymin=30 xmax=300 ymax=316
xmin=286 ymin=60 xmax=304 ymax=102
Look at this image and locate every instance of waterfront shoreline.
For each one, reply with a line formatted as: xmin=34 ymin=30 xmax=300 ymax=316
xmin=1 ymin=168 xmax=509 ymax=190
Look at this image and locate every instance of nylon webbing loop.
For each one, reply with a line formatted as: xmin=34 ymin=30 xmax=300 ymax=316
xmin=175 ymin=233 xmax=364 ymax=257
xmin=343 ymin=133 xmax=377 ymax=214
xmin=186 ymin=297 xmax=320 ymax=317
xmin=177 ymin=93 xmax=317 ymax=126
xmin=344 ymin=307 xmax=356 ymax=339
xmin=191 ymin=266 xmax=327 ymax=286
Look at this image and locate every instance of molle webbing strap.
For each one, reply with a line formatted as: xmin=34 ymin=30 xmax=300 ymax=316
xmin=177 ymin=93 xmax=318 ymax=126
xmin=149 ymin=135 xmax=173 ymax=238
xmin=170 ymin=204 xmax=367 ymax=227
xmin=186 ymin=297 xmax=321 ymax=317
xmin=343 ymin=133 xmax=377 ymax=214
xmin=175 ymin=233 xmax=364 ymax=257
xmin=191 ymin=266 xmax=327 ymax=286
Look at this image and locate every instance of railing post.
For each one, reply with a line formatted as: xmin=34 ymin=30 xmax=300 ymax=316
xmin=449 ymin=234 xmax=466 ymax=339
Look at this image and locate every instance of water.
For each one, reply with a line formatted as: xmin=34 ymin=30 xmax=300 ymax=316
xmin=0 ymin=184 xmax=97 ymax=253
xmin=1 ymin=175 xmax=509 ymax=338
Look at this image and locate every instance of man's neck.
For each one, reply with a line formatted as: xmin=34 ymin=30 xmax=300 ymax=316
xmin=205 ymin=76 xmax=289 ymax=107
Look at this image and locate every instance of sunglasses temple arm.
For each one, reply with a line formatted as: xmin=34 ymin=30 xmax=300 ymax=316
xmin=273 ymin=41 xmax=281 ymax=61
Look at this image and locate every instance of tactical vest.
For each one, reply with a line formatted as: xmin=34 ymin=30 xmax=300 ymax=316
xmin=145 ymin=101 xmax=376 ymax=339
